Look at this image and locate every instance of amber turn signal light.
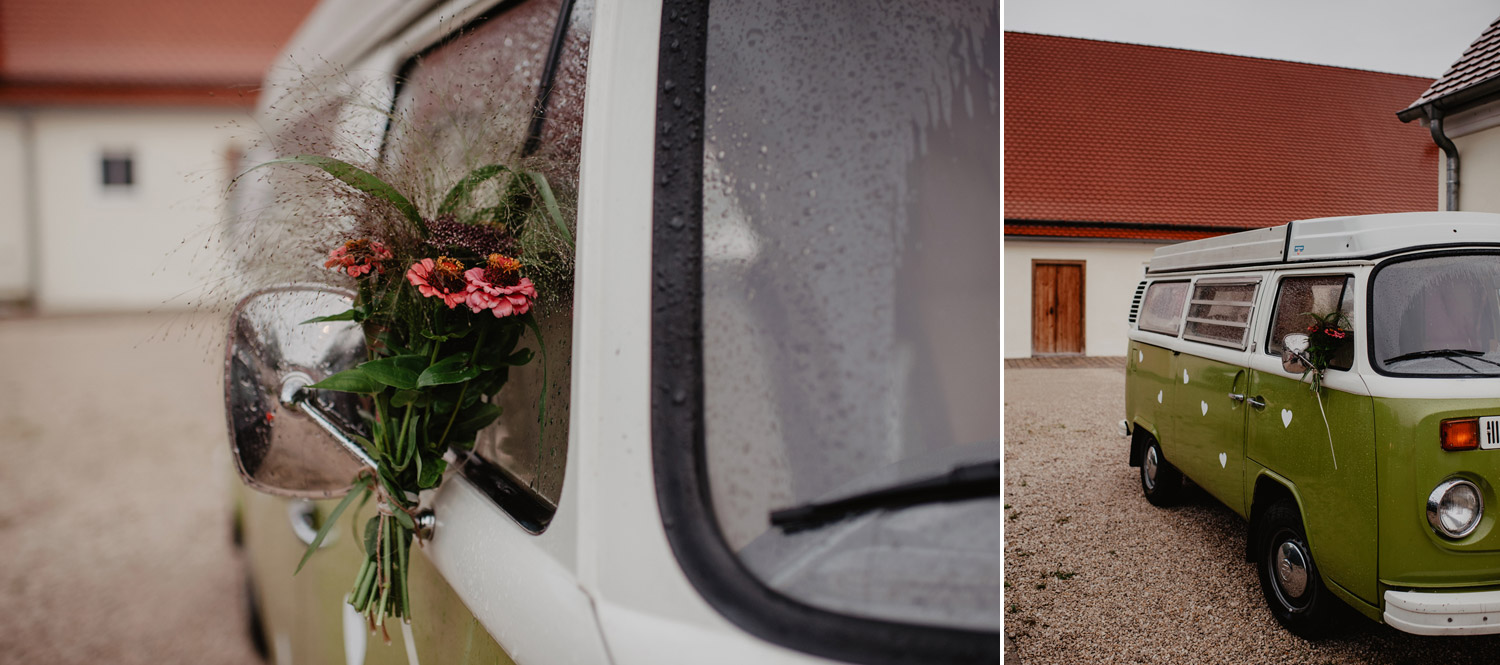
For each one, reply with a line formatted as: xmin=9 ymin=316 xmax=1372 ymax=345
xmin=1442 ymin=418 xmax=1480 ymax=451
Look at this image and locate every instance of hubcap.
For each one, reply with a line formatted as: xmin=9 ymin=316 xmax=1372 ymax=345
xmin=1275 ymin=540 xmax=1310 ymax=601
xmin=1143 ymin=447 xmax=1159 ymax=489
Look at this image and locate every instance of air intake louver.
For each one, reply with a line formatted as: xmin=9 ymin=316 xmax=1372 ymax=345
xmin=1127 ymin=280 xmax=1147 ymax=326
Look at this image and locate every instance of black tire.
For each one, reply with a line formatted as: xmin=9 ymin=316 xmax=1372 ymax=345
xmin=1139 ymin=437 xmax=1183 ymax=506
xmin=1256 ymin=499 xmax=1335 ymax=638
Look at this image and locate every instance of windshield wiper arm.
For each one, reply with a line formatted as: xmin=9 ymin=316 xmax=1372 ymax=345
xmin=769 ymin=460 xmax=999 ymax=533
xmin=1384 ymin=349 xmax=1500 ymax=369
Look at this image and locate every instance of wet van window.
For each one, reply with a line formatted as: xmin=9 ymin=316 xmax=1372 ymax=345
xmin=1373 ymin=253 xmax=1500 ymax=375
xmin=1267 ymin=275 xmax=1354 ymax=369
xmin=1183 ymin=280 xmax=1259 ymax=349
xmin=699 ymin=0 xmax=1000 ymax=631
xmin=1138 ymin=281 xmax=1189 ymax=335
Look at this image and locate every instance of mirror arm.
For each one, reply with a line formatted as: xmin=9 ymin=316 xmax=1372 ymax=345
xmin=279 ymin=373 xmax=379 ymax=472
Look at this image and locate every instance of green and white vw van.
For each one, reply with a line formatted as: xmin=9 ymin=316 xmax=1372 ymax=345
xmin=1124 ymin=211 xmax=1500 ymax=638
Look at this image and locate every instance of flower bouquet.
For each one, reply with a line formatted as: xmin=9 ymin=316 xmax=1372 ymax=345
xmin=241 ymin=154 xmax=571 ymax=637
xmin=1300 ymin=311 xmax=1351 ymax=394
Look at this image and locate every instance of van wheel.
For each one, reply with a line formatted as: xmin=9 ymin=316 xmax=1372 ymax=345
xmin=1140 ymin=437 xmax=1182 ymax=506
xmin=1256 ymin=499 xmax=1334 ymax=638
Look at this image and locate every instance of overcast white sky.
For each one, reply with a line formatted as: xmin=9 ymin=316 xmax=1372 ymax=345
xmin=1004 ymin=0 xmax=1499 ymax=78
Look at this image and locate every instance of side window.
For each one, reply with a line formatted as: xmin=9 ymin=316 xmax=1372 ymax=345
xmin=382 ymin=0 xmax=590 ymax=510
xmin=1183 ymin=279 xmax=1259 ymax=349
xmin=1268 ymin=275 xmax=1355 ymax=370
xmin=1137 ymin=281 xmax=1189 ymax=336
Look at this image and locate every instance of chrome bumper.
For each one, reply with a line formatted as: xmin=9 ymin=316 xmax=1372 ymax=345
xmin=1384 ymin=589 xmax=1500 ymax=635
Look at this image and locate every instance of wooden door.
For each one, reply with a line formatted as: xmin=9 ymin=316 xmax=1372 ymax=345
xmin=1032 ymin=261 xmax=1085 ymax=355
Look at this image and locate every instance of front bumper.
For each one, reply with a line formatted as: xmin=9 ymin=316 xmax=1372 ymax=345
xmin=1384 ymin=589 xmax=1500 ymax=635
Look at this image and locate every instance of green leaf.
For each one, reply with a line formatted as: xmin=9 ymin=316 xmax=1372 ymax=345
xmin=363 ymin=515 xmax=380 ymax=557
xmin=392 ymin=508 xmax=416 ymax=531
xmin=526 ymin=170 xmax=573 ymax=247
xmin=418 ymin=456 xmax=448 ymax=489
xmin=476 ymin=324 xmax=523 ymax=370
xmin=237 ymin=155 xmax=428 ymax=235
xmin=438 ymin=164 xmax=514 ymax=216
xmin=418 ymin=354 xmax=482 ymax=387
xmin=390 ymin=389 xmax=429 ymax=408
xmin=301 ymin=309 xmax=359 ymax=324
xmin=295 ymin=482 xmax=366 ymax=574
xmin=450 ymin=403 xmax=502 ymax=437
xmin=504 ymin=348 xmax=534 ymax=366
xmin=359 ymin=354 xmax=428 ymax=390
xmin=308 ymin=367 xmax=382 ymax=394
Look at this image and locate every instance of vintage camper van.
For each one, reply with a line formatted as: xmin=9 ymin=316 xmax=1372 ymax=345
xmin=223 ymin=0 xmax=1000 ymax=663
xmin=1124 ymin=211 xmax=1500 ymax=638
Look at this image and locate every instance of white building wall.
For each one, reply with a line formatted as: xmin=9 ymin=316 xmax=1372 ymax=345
xmin=1453 ymin=128 xmax=1500 ymax=214
xmin=1003 ymin=238 xmax=1164 ymax=358
xmin=32 ymin=108 xmax=250 ymax=312
xmin=0 ymin=112 xmax=30 ymax=300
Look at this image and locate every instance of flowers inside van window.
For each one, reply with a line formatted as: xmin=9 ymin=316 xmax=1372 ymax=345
xmin=231 ymin=153 xmax=573 ymax=641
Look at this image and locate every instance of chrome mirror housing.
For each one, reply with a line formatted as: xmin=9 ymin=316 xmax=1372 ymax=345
xmin=225 ymin=285 xmax=373 ymax=498
xmin=1281 ymin=333 xmax=1311 ymax=374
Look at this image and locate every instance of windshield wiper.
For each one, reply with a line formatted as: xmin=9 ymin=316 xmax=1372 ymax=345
xmin=1384 ymin=349 xmax=1500 ymax=370
xmin=769 ymin=460 xmax=999 ymax=533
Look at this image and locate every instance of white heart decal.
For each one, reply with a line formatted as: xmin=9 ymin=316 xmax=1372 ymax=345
xmin=1219 ymin=453 xmax=1227 ymax=468
xmin=1183 ymin=369 xmax=1189 ymax=384
xmin=1138 ymin=350 xmax=1144 ymax=362
xmin=1201 ymin=401 xmax=1208 ymax=416
xmin=1281 ymin=409 xmax=1293 ymax=428
xmin=1157 ymin=390 xmax=1163 ymax=404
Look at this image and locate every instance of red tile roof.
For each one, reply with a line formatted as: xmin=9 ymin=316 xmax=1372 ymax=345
xmin=1399 ymin=15 xmax=1500 ymax=119
xmin=0 ymin=0 xmax=318 ymax=106
xmin=1006 ymin=33 xmax=1439 ymax=241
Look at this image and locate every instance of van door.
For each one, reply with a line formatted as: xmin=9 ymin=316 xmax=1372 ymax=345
xmin=1245 ymin=274 xmax=1378 ymax=605
xmin=1168 ymin=277 xmax=1260 ymax=514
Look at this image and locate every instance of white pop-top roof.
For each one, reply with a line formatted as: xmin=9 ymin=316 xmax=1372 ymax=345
xmin=1147 ymin=212 xmax=1500 ymax=273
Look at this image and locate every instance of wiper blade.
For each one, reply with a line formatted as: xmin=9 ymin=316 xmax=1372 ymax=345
xmin=769 ymin=460 xmax=999 ymax=533
xmin=1384 ymin=348 xmax=1500 ymax=369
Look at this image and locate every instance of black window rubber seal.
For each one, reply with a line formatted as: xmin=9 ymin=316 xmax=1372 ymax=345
xmin=647 ymin=1 xmax=999 ymax=663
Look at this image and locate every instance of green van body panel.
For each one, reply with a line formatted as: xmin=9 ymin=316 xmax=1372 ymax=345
xmin=1245 ymin=369 xmax=1379 ymax=605
xmin=1374 ymin=397 xmax=1500 ymax=589
xmin=1168 ymin=351 xmax=1249 ymax=516
xmin=1126 ymin=341 xmax=1175 ymax=445
xmin=238 ymin=484 xmax=516 ymax=664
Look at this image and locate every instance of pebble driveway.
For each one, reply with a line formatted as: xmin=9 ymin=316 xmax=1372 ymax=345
xmin=1004 ymin=365 xmax=1500 ymax=664
xmin=0 ymin=313 xmax=262 ymax=665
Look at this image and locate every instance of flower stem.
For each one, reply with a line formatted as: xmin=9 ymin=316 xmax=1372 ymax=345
xmin=437 ymin=327 xmax=488 ymax=448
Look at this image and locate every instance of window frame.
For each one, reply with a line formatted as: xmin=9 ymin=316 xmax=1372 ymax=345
xmin=1264 ymin=273 xmax=1355 ymax=372
xmin=376 ymin=0 xmax=583 ymax=533
xmin=1137 ymin=279 xmax=1190 ymax=336
xmin=1182 ymin=277 xmax=1261 ymax=350
xmin=648 ymin=1 xmax=1000 ymax=663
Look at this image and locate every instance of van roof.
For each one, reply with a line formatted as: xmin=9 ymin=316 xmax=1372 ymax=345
xmin=1146 ymin=212 xmax=1500 ymax=274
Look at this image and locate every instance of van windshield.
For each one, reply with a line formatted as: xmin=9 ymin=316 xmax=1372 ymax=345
xmin=1372 ymin=253 xmax=1500 ymax=375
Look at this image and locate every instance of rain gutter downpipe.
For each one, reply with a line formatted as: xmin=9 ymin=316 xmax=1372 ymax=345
xmin=1427 ymin=104 xmax=1461 ymax=212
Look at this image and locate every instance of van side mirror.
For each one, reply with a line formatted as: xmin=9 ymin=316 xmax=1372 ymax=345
xmin=224 ymin=286 xmax=374 ymax=499
xmin=1281 ymin=333 xmax=1311 ymax=374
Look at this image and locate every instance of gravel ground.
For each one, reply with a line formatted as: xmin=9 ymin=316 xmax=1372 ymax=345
xmin=1003 ymin=367 xmax=1500 ymax=665
xmin=0 ymin=313 xmax=262 ymax=665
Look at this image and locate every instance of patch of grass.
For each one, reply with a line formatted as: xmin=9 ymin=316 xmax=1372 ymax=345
xmin=1051 ymin=570 xmax=1077 ymax=580
xmin=1004 ymin=503 xmax=1012 ymax=510
xmin=1035 ymin=582 xmax=1046 ymax=590
xmin=1009 ymin=511 xmax=1022 ymax=521
xmin=1008 ymin=603 xmax=1019 ymax=614
xmin=1055 ymin=516 xmax=1070 ymax=525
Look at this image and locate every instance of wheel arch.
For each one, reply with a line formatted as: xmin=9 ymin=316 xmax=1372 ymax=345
xmin=1129 ymin=420 xmax=1160 ymax=468
xmin=1247 ymin=471 xmax=1305 ymax=563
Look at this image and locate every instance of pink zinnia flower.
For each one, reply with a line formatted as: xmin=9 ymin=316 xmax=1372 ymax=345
xmin=406 ymin=256 xmax=469 ymax=309
xmin=463 ymin=254 xmax=536 ymax=318
xmin=325 ymin=238 xmax=392 ymax=277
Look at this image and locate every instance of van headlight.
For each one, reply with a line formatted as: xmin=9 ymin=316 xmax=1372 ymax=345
xmin=1427 ymin=478 xmax=1484 ymax=539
